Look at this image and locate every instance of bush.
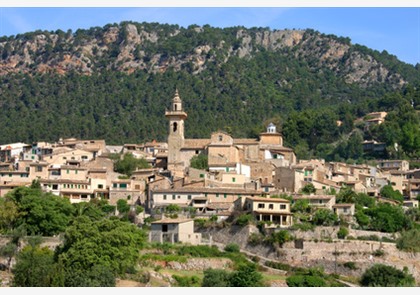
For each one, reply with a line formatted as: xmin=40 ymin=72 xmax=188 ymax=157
xmin=360 ymin=264 xmax=415 ymax=287
xmin=235 ymin=214 xmax=254 ymax=226
xmin=172 ymin=274 xmax=200 ymax=287
xmin=248 ymin=233 xmax=264 ymax=246
xmin=116 ymin=199 xmax=130 ymax=214
xmin=396 ymin=228 xmax=420 ymax=252
xmin=189 ymin=154 xmax=208 ymax=170
xmin=337 ymin=227 xmax=349 ymax=239
xmin=343 ymin=261 xmax=358 ymax=270
xmin=372 ymin=249 xmax=385 ymax=257
xmin=269 ymin=230 xmax=293 ymax=247
xmin=291 ymin=222 xmax=315 ymax=231
xmin=224 ymin=243 xmax=240 ymax=253
xmin=286 ymin=274 xmax=327 ymax=287
xmin=265 ymin=261 xmax=291 ymax=272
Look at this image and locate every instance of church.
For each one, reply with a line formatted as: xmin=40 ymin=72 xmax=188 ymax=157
xmin=165 ymin=89 xmax=296 ymax=180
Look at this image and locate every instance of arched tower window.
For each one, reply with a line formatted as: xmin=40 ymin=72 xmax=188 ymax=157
xmin=173 ymin=122 xmax=178 ymax=132
xmin=174 ymin=104 xmax=178 ymax=111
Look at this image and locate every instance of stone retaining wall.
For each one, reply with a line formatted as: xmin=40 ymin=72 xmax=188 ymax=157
xmin=199 ymin=225 xmax=420 ymax=283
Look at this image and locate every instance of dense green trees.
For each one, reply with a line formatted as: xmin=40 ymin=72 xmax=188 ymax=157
xmin=0 ymin=22 xmax=418 ymax=163
xmin=201 ymin=263 xmax=265 ymax=287
xmin=1 ymin=186 xmax=75 ymax=236
xmin=55 ymin=216 xmax=147 ymax=286
xmin=189 ymin=153 xmax=209 ymax=170
xmin=360 ymin=264 xmax=415 ymax=287
xmin=112 ymin=152 xmax=151 ymax=177
xmin=12 ymin=242 xmax=63 ymax=287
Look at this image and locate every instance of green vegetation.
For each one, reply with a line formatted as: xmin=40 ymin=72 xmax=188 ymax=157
xmin=286 ymin=267 xmax=344 ymax=287
xmin=301 ymin=183 xmax=316 ymax=195
xmin=0 ymin=23 xmax=418 ymax=162
xmin=1 ymin=186 xmax=75 ymax=236
xmin=360 ymin=264 xmax=415 ymax=287
xmin=112 ymin=153 xmax=150 ymax=177
xmin=201 ymin=263 xmax=265 ymax=287
xmin=396 ymin=228 xmax=420 ymax=252
xmin=189 ymin=153 xmax=209 ymax=170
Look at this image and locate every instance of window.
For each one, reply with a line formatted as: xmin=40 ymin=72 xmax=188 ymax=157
xmin=178 ymin=195 xmax=181 ymax=199
xmin=343 ymin=208 xmax=348 ymax=213
xmin=21 ymin=174 xmax=28 ymax=178
xmin=265 ymin=187 xmax=269 ymax=192
xmin=226 ymin=167 xmax=229 ymax=172
xmin=172 ymin=195 xmax=176 ymax=200
xmin=66 ymin=169 xmax=69 ymax=174
xmin=120 ymin=183 xmax=127 ymax=189
xmin=199 ymin=174 xmax=204 ymax=178
xmin=82 ymin=156 xmax=88 ymax=160
xmin=75 ymin=170 xmax=78 ymax=174
xmin=280 ymin=205 xmax=286 ymax=210
xmin=258 ymin=203 xmax=265 ymax=209
xmin=135 ymin=185 xmax=140 ymax=190
xmin=224 ymin=194 xmax=227 ymax=198
xmin=195 ymin=150 xmax=199 ymax=155
xmin=218 ymin=135 xmax=223 ymax=141
xmin=63 ymin=184 xmax=66 ymax=188
xmin=188 ymin=195 xmax=192 ymax=200
xmin=269 ymin=204 xmax=274 ymax=209
xmin=63 ymin=157 xmax=67 ymax=160
xmin=173 ymin=122 xmax=178 ymax=132
xmin=163 ymin=195 xmax=167 ymax=200
xmin=36 ymin=166 xmax=43 ymax=172
xmin=98 ymin=184 xmax=103 ymax=189
xmin=232 ymin=177 xmax=236 ymax=183
xmin=52 ymin=184 xmax=58 ymax=190
xmin=216 ymin=193 xmax=219 ymax=198
xmin=113 ymin=183 xmax=117 ymax=188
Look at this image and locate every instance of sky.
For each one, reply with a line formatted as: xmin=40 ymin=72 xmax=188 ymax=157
xmin=0 ymin=3 xmax=419 ymax=65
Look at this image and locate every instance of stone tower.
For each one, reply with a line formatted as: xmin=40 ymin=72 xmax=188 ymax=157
xmin=165 ymin=89 xmax=187 ymax=177
xmin=259 ymin=122 xmax=283 ymax=146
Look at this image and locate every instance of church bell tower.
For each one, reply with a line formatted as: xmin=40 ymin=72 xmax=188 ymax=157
xmin=165 ymin=89 xmax=187 ymax=176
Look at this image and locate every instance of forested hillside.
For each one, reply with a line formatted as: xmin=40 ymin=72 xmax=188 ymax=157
xmin=0 ymin=22 xmax=419 ymax=160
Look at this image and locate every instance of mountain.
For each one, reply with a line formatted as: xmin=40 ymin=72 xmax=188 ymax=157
xmin=0 ymin=21 xmax=419 ymax=159
xmin=1 ymin=22 xmax=418 ymax=86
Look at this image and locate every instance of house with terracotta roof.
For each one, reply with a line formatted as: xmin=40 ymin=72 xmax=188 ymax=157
xmin=292 ymin=194 xmax=336 ymax=210
xmin=149 ymin=218 xmax=203 ymax=245
xmin=164 ymin=89 xmax=296 ymax=179
xmin=238 ymin=196 xmax=293 ymax=228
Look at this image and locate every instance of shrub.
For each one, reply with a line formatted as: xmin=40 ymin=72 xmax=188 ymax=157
xmin=372 ymin=249 xmax=385 ymax=257
xmin=343 ymin=261 xmax=358 ymax=270
xmin=396 ymin=228 xmax=420 ymax=252
xmin=286 ymin=275 xmax=327 ymax=287
xmin=248 ymin=233 xmax=264 ymax=246
xmin=172 ymin=275 xmax=200 ymax=287
xmin=224 ymin=243 xmax=240 ymax=253
xmin=337 ymin=227 xmax=349 ymax=239
xmin=265 ymin=261 xmax=291 ymax=272
xmin=269 ymin=230 xmax=293 ymax=247
xmin=235 ymin=214 xmax=254 ymax=226
xmin=360 ymin=264 xmax=415 ymax=286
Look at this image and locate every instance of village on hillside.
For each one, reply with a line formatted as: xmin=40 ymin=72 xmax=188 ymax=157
xmin=0 ymin=90 xmax=419 ymax=245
